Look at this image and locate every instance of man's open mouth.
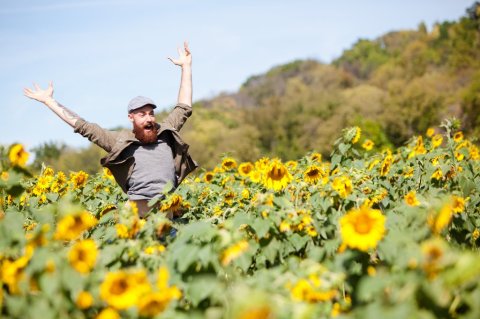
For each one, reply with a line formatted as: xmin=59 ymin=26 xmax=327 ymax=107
xmin=144 ymin=123 xmax=154 ymax=131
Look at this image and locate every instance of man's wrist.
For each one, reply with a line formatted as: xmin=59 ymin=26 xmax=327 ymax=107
xmin=181 ymin=64 xmax=192 ymax=70
xmin=44 ymin=97 xmax=56 ymax=107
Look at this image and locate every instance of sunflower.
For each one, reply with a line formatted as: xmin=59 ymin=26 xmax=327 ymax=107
xmin=249 ymin=170 xmax=262 ymax=183
xmin=160 ymin=194 xmax=188 ymax=214
xmin=222 ymin=157 xmax=237 ymax=171
xmin=279 ymin=221 xmax=291 ymax=232
xmin=285 ymin=160 xmax=298 ymax=170
xmin=310 ymin=152 xmax=322 ymax=162
xmin=472 ymin=229 xmax=480 ymax=241
xmin=362 ymin=139 xmax=374 ymax=151
xmin=237 ymin=306 xmax=273 ymax=319
xmin=103 ymin=168 xmax=115 ymax=180
xmin=262 ymin=158 xmax=292 ymax=191
xmin=451 ymin=195 xmax=466 ymax=213
xmin=224 ymin=190 xmax=236 ymax=206
xmin=352 ymin=127 xmax=361 ymax=144
xmin=431 ymin=168 xmax=443 ymax=180
xmin=68 ymin=239 xmax=97 ymax=273
xmin=412 ymin=136 xmax=426 ymax=156
xmin=100 ymin=270 xmax=151 ymax=310
xmin=469 ymin=144 xmax=479 ymax=160
xmin=254 ymin=157 xmax=270 ymax=171
xmin=238 ymin=162 xmax=254 ymax=176
xmin=421 ymin=238 xmax=446 ymax=279
xmin=331 ymin=176 xmax=353 ymax=198
xmin=221 ymin=240 xmax=249 ymax=266
xmin=368 ymin=159 xmax=380 ymax=171
xmin=70 ymin=171 xmax=89 ymax=188
xmin=404 ymin=167 xmax=414 ymax=178
xmin=453 ymin=131 xmax=463 ymax=143
xmin=426 ymin=127 xmax=435 ymax=137
xmin=1 ymin=259 xmax=25 ymax=294
xmin=290 ymin=277 xmax=337 ymax=303
xmin=36 ymin=175 xmax=53 ymax=191
xmin=380 ymin=155 xmax=393 ymax=176
xmin=96 ymin=308 xmax=120 ymax=319
xmin=404 ymin=191 xmax=420 ymax=206
xmin=340 ymin=206 xmax=386 ymax=252
xmin=303 ymin=165 xmax=324 ymax=184
xmin=115 ymin=224 xmax=130 ymax=239
xmin=428 ymin=202 xmax=453 ymax=234
xmin=8 ymin=144 xmax=29 ymax=167
xmin=454 ymin=151 xmax=464 ymax=161
xmin=204 ymin=171 xmax=214 ymax=183
xmin=431 ymin=134 xmax=443 ymax=148
xmin=76 ymin=291 xmax=94 ymax=309
xmin=54 ymin=211 xmax=98 ymax=241
xmin=137 ymin=292 xmax=170 ymax=317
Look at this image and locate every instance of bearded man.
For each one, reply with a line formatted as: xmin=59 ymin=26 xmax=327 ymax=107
xmin=24 ymin=42 xmax=198 ymax=216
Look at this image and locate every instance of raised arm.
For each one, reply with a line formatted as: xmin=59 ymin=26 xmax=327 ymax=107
xmin=168 ymin=41 xmax=192 ymax=107
xmin=23 ymin=81 xmax=82 ymax=128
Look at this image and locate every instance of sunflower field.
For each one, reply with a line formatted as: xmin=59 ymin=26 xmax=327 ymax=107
xmin=1 ymin=119 xmax=480 ymax=319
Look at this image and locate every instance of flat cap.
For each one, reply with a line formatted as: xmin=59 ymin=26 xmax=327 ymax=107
xmin=127 ymin=96 xmax=157 ymax=113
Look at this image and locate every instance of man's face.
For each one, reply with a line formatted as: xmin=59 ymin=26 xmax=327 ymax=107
xmin=128 ymin=105 xmax=158 ymax=144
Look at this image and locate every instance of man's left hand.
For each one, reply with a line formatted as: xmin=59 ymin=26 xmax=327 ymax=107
xmin=168 ymin=41 xmax=192 ymax=67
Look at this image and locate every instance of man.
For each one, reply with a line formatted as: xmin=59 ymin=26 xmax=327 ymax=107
xmin=24 ymin=42 xmax=198 ymax=216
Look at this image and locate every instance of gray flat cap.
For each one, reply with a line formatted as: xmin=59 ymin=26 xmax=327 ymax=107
xmin=127 ymin=96 xmax=157 ymax=113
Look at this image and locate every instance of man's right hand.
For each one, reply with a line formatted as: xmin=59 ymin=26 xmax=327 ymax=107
xmin=23 ymin=81 xmax=82 ymax=128
xmin=24 ymin=81 xmax=55 ymax=105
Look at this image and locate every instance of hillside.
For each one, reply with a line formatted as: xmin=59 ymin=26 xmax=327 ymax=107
xmin=180 ymin=2 xmax=480 ymax=169
xmin=34 ymin=3 xmax=480 ymax=172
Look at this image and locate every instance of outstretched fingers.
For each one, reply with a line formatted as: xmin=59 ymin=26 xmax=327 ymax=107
xmin=167 ymin=56 xmax=178 ymax=64
xmin=23 ymin=88 xmax=32 ymax=97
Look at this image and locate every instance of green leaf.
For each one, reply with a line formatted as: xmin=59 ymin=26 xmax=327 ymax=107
xmin=263 ymin=238 xmax=280 ymax=263
xmin=273 ymin=196 xmax=293 ymax=209
xmin=289 ymin=233 xmax=309 ymax=251
xmin=459 ymin=175 xmax=476 ymax=196
xmin=338 ymin=143 xmax=351 ymax=155
xmin=331 ymin=154 xmax=342 ymax=167
xmin=61 ymin=266 xmax=84 ymax=292
xmin=28 ymin=298 xmax=55 ymax=319
xmin=39 ymin=273 xmax=60 ymax=296
xmin=357 ymin=276 xmax=384 ymax=302
xmin=251 ymin=218 xmax=271 ymax=238
xmin=175 ymin=244 xmax=201 ymax=273
xmin=99 ymin=244 xmax=125 ymax=267
xmin=185 ymin=275 xmax=218 ymax=307
xmin=182 ymin=221 xmax=215 ymax=240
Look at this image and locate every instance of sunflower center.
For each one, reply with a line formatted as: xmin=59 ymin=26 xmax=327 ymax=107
xmin=111 ymin=279 xmax=129 ymax=294
xmin=307 ymin=169 xmax=320 ymax=178
xmin=77 ymin=249 xmax=87 ymax=261
xmin=270 ymin=167 xmax=285 ymax=180
xmin=354 ymin=215 xmax=373 ymax=234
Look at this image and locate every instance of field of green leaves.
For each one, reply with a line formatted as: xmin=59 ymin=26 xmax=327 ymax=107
xmin=1 ymin=119 xmax=479 ymax=319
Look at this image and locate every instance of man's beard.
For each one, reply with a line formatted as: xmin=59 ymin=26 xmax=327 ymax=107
xmin=133 ymin=123 xmax=158 ymax=144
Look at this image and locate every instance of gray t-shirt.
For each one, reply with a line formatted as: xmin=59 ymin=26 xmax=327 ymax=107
xmin=124 ymin=139 xmax=176 ymax=200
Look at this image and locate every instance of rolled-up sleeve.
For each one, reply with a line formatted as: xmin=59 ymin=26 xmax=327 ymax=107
xmin=161 ymin=103 xmax=192 ymax=132
xmin=74 ymin=119 xmax=118 ymax=152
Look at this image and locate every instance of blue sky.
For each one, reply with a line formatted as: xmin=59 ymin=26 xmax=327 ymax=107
xmin=0 ymin=0 xmax=474 ymax=150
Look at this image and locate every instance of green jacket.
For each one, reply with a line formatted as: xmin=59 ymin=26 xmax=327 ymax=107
xmin=73 ymin=103 xmax=198 ymax=194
